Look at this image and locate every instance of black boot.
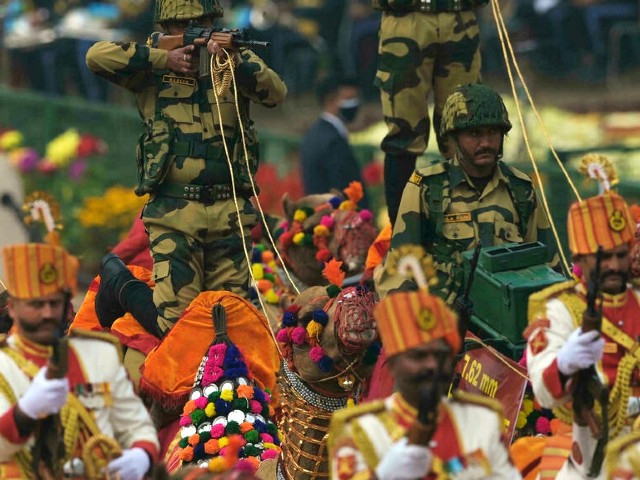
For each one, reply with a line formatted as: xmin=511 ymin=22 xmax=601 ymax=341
xmin=95 ymin=253 xmax=134 ymax=328
xmin=95 ymin=253 xmax=163 ymax=338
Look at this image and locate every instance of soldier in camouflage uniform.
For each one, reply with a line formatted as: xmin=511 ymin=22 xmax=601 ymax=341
xmin=86 ymin=0 xmax=287 ymax=334
xmin=374 ymin=0 xmax=488 ymax=226
xmin=376 ymin=84 xmax=557 ymax=303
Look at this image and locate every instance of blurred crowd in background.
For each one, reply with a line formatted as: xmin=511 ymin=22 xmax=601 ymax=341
xmin=1 ymin=0 xmax=638 ymax=104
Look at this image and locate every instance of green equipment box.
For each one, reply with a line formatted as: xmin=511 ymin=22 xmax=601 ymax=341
xmin=463 ymin=242 xmax=566 ymax=358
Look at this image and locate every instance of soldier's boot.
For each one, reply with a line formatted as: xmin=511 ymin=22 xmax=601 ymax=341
xmin=384 ymin=152 xmax=417 ymax=226
xmin=95 ymin=254 xmax=162 ymax=338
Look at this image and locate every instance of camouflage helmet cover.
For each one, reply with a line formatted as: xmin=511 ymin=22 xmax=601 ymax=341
xmin=440 ymin=84 xmax=512 ymax=138
xmin=154 ymin=0 xmax=223 ymax=23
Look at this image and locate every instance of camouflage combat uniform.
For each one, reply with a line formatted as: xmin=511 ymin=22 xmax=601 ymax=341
xmin=376 ymin=84 xmax=557 ymax=303
xmin=373 ymin=0 xmax=488 ymax=224
xmin=86 ymin=1 xmax=287 ymax=333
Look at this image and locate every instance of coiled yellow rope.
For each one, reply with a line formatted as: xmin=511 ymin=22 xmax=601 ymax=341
xmin=490 ymin=0 xmax=576 ymax=275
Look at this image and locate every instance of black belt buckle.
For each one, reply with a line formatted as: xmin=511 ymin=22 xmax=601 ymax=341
xmin=199 ymin=185 xmax=215 ymax=204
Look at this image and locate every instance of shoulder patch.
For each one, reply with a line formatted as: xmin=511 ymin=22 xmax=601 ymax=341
xmin=69 ymin=329 xmax=123 ymax=361
xmin=416 ymin=160 xmax=447 ymax=178
xmin=527 ymin=280 xmax=576 ymax=325
xmin=408 ymin=171 xmax=423 ymax=186
xmin=453 ymin=390 xmax=504 ymax=416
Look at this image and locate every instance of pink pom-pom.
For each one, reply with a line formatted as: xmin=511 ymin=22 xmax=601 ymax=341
xmin=179 ymin=415 xmax=192 ymax=427
xmin=219 ymin=446 xmax=227 ymax=457
xmin=291 ymin=326 xmax=307 ymax=345
xmin=194 ymin=396 xmax=208 ymax=409
xmin=279 ymin=221 xmax=289 ymax=231
xmin=309 ymin=346 xmax=325 ymax=363
xmin=263 ymin=392 xmax=271 ymax=403
xmin=276 ymin=328 xmax=290 ymax=343
xmin=250 ymin=400 xmax=262 ymax=414
xmin=236 ymin=458 xmax=258 ymax=473
xmin=572 ymin=263 xmax=582 ymax=278
xmin=210 ymin=424 xmax=225 ymax=439
xmin=262 ymin=449 xmax=280 ymax=460
xmin=320 ymin=215 xmax=335 ymax=228
xmin=358 ymin=209 xmax=373 ymax=222
xmin=518 ymin=349 xmax=528 ymax=369
xmin=264 ymin=266 xmax=274 ymax=274
xmin=260 ymin=433 xmax=274 ymax=443
xmin=536 ymin=416 xmax=551 ymax=435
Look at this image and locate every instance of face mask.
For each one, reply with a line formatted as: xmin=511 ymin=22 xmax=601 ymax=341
xmin=338 ymin=98 xmax=360 ymax=124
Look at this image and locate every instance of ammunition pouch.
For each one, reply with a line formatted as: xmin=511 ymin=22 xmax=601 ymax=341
xmin=135 ymin=115 xmax=175 ymax=196
xmin=372 ymin=0 xmax=487 ymax=13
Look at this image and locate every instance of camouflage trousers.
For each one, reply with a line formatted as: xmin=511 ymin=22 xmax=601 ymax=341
xmin=376 ymin=10 xmax=481 ymax=155
xmin=142 ymin=195 xmax=257 ymax=333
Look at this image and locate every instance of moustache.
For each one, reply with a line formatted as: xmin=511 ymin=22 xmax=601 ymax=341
xmin=18 ymin=317 xmax=61 ymax=333
xmin=412 ymin=370 xmax=452 ymax=384
xmin=600 ymin=270 xmax=628 ymax=282
xmin=474 ymin=147 xmax=497 ymax=157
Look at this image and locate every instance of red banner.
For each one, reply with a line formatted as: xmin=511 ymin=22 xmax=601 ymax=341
xmin=453 ymin=333 xmax=528 ymax=442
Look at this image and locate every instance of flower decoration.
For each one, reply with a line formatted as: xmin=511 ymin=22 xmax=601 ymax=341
xmin=0 ymin=129 xmax=24 ymax=151
xmin=178 ymin=303 xmax=281 ymax=472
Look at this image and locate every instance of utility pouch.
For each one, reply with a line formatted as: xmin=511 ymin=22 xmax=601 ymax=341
xmin=135 ymin=114 xmax=175 ymax=196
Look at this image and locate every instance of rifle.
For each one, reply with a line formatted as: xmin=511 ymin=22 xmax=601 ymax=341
xmin=32 ymin=290 xmax=70 ymax=480
xmin=454 ymin=241 xmax=482 ymax=340
xmin=155 ymin=22 xmax=270 ymax=77
xmin=572 ymin=246 xmax=608 ymax=477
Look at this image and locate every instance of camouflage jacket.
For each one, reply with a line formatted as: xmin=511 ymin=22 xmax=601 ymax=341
xmin=86 ymin=40 xmax=287 ymax=193
xmin=376 ymin=156 xmax=557 ymax=303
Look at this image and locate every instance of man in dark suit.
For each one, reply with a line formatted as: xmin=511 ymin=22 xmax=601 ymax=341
xmin=300 ymin=77 xmax=367 ymax=202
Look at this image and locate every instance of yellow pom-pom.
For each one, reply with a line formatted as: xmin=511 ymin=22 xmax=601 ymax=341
xmin=522 ymin=398 xmax=534 ymax=416
xmin=346 ymin=398 xmax=355 ymax=408
xmin=339 ymin=200 xmax=356 ymax=211
xmin=252 ymin=263 xmax=264 ymax=280
xmin=268 ymin=260 xmax=277 ymax=269
xmin=265 ymin=289 xmax=280 ymax=304
xmin=293 ymin=209 xmax=307 ymax=222
xmin=205 ymin=403 xmax=216 ymax=417
xmin=208 ymin=456 xmax=227 ymax=473
xmin=220 ymin=390 xmax=234 ymax=402
xmin=313 ymin=224 xmax=330 ymax=237
xmin=292 ymin=232 xmax=305 ymax=245
xmin=0 ymin=130 xmax=23 ymax=151
xmin=218 ymin=436 xmax=229 ymax=448
xmin=306 ymin=320 xmax=323 ymax=340
xmin=263 ymin=442 xmax=279 ymax=451
xmin=516 ymin=411 xmax=528 ymax=429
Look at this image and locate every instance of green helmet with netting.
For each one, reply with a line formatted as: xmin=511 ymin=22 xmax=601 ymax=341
xmin=439 ymin=84 xmax=512 ymax=138
xmin=155 ymin=0 xmax=223 ymax=23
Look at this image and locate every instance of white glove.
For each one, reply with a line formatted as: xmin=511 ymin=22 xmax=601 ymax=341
xmin=107 ymin=448 xmax=150 ymax=480
xmin=17 ymin=367 xmax=69 ymax=419
xmin=375 ymin=437 xmax=432 ymax=480
xmin=557 ymin=328 xmax=605 ymax=376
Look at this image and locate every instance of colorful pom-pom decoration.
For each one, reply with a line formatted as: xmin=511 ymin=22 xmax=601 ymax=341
xmin=177 ymin=304 xmax=282 ymax=472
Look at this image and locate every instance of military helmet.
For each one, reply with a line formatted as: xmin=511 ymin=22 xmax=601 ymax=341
xmin=440 ymin=84 xmax=512 ymax=138
xmin=154 ymin=0 xmax=223 ymax=23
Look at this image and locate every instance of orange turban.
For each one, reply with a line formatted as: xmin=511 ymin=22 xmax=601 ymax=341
xmin=374 ymin=290 xmax=460 ymax=358
xmin=2 ymin=243 xmax=78 ymax=299
xmin=567 ymin=193 xmax=636 ymax=256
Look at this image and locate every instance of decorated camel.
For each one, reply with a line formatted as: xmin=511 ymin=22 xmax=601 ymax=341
xmin=274 ymin=260 xmax=379 ymax=479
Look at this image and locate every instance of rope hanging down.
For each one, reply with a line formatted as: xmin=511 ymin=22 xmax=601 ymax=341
xmin=490 ymin=0 xmax=578 ymax=276
xmin=209 ymin=48 xmax=288 ymax=357
xmin=209 ymin=48 xmax=301 ymax=297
